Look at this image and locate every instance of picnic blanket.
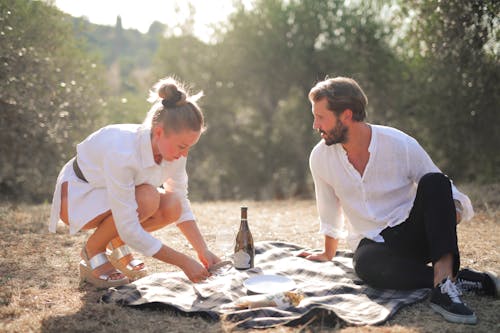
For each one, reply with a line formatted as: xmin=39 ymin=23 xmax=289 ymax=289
xmin=101 ymin=241 xmax=430 ymax=329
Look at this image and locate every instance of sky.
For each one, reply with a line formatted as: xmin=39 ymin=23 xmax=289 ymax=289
xmin=54 ymin=0 xmax=245 ymax=41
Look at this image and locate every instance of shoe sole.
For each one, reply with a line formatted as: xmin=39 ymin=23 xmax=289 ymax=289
xmin=485 ymin=271 xmax=500 ymax=298
xmin=429 ymin=303 xmax=478 ymax=324
xmin=79 ymin=261 xmax=130 ymax=289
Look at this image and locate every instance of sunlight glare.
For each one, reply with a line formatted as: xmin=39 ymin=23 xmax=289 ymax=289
xmin=54 ymin=0 xmax=247 ymax=41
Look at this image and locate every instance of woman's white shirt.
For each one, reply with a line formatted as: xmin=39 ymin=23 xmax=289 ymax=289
xmin=49 ymin=124 xmax=195 ymax=257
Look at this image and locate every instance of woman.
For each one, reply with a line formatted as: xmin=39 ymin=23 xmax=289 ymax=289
xmin=49 ymin=77 xmax=220 ymax=288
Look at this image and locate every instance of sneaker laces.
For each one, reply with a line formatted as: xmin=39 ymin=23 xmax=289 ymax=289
xmin=440 ymin=278 xmax=463 ymax=303
xmin=456 ymin=278 xmax=482 ymax=292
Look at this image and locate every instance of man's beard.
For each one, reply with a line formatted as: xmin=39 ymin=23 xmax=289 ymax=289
xmin=320 ymin=120 xmax=348 ymax=146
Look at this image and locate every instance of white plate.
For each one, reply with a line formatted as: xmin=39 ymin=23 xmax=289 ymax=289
xmin=243 ymin=274 xmax=296 ymax=294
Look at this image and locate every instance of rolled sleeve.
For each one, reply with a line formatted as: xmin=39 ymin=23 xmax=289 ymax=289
xmin=452 ymin=187 xmax=474 ymax=222
xmin=104 ymin=152 xmax=162 ymax=257
xmin=319 ymin=217 xmax=347 ymax=239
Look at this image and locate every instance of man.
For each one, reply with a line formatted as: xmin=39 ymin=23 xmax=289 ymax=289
xmin=300 ymin=77 xmax=499 ymax=324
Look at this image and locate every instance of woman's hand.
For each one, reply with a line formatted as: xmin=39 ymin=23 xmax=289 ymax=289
xmin=296 ymin=250 xmax=332 ymax=262
xmin=198 ymin=248 xmax=221 ymax=268
xmin=177 ymin=220 xmax=221 ymax=268
xmin=180 ymin=257 xmax=211 ymax=283
xmin=153 ymin=244 xmax=211 ymax=283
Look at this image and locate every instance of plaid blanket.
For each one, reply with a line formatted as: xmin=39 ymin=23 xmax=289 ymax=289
xmin=101 ymin=241 xmax=430 ymax=328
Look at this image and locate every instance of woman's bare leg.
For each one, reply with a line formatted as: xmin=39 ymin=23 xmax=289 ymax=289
xmin=60 ymin=183 xmax=171 ymax=279
xmin=141 ymin=190 xmax=182 ymax=232
xmin=60 ymin=182 xmax=121 ymax=280
xmin=108 ymin=190 xmax=181 ymax=269
xmin=85 ymin=184 xmax=161 ymax=253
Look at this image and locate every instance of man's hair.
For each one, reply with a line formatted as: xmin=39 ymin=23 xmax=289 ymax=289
xmin=308 ymin=77 xmax=368 ymax=121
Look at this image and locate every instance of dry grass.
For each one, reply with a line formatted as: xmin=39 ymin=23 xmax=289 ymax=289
xmin=0 ymin=184 xmax=499 ymax=333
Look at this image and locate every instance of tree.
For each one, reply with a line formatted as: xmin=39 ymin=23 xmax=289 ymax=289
xmin=204 ymin=0 xmax=405 ymax=199
xmin=390 ymin=0 xmax=500 ymax=181
xmin=152 ymin=0 xmax=405 ymax=200
xmin=0 ymin=0 xmax=106 ymax=201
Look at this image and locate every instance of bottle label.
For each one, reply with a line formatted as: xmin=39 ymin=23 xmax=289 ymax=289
xmin=234 ymin=250 xmax=251 ymax=269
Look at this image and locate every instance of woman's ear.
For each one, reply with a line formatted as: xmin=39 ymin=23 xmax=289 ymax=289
xmin=152 ymin=124 xmax=164 ymax=139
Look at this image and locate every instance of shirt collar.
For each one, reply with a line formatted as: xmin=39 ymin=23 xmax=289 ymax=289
xmin=367 ymin=124 xmax=376 ymax=153
xmin=138 ymin=127 xmax=156 ymax=168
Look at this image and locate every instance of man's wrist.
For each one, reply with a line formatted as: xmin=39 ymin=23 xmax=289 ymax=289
xmin=454 ymin=199 xmax=463 ymax=222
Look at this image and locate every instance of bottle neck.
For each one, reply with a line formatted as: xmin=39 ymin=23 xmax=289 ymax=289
xmin=239 ymin=218 xmax=249 ymax=230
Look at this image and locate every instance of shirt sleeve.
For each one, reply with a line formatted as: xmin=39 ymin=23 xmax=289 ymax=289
xmin=103 ymin=151 xmax=163 ymax=257
xmin=163 ymin=157 xmax=195 ymax=224
xmin=406 ymin=137 xmax=474 ymax=222
xmin=309 ymin=147 xmax=345 ymax=239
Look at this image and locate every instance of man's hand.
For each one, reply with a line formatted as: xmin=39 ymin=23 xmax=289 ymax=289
xmin=297 ymin=236 xmax=338 ymax=262
xmin=296 ymin=250 xmax=332 ymax=262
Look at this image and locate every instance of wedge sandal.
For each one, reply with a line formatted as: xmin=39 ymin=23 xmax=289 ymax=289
xmin=107 ymin=244 xmax=148 ymax=281
xmin=80 ymin=247 xmax=129 ymax=288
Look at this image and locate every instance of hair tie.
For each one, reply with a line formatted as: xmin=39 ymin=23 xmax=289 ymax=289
xmin=162 ymin=99 xmax=173 ymax=108
xmin=161 ymin=91 xmax=183 ymax=108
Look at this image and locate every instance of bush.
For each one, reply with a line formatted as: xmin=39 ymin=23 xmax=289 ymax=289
xmin=0 ymin=0 xmax=106 ymax=201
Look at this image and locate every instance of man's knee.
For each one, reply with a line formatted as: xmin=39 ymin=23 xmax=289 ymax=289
xmin=135 ymin=184 xmax=160 ymax=221
xmin=419 ymin=172 xmax=450 ymax=188
xmin=417 ymin=173 xmax=453 ymax=201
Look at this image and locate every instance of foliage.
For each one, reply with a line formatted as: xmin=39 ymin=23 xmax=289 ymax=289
xmin=1 ymin=0 xmax=498 ymax=203
xmin=70 ymin=16 xmax=163 ymax=69
xmin=0 ymin=0 xmax=106 ymax=201
xmin=387 ymin=0 xmax=500 ymax=181
xmin=68 ymin=16 xmax=168 ymax=125
xmin=153 ymin=0 xmax=407 ymax=200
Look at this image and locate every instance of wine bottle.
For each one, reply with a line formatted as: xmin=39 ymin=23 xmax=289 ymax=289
xmin=234 ymin=206 xmax=255 ymax=270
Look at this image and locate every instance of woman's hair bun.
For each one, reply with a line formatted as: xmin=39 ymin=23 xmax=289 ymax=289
xmin=144 ymin=76 xmax=205 ymax=132
xmin=158 ymin=82 xmax=186 ymax=108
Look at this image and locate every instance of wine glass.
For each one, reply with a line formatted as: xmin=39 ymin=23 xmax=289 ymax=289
xmin=216 ymin=228 xmax=234 ymax=261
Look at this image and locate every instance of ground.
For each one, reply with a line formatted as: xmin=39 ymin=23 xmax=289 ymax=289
xmin=0 ymin=183 xmax=499 ymax=332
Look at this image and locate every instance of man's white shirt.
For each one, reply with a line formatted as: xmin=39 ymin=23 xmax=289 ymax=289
xmin=309 ymin=124 xmax=473 ymax=251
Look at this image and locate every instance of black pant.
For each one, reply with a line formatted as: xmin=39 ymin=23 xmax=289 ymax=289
xmin=353 ymin=173 xmax=460 ymax=290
